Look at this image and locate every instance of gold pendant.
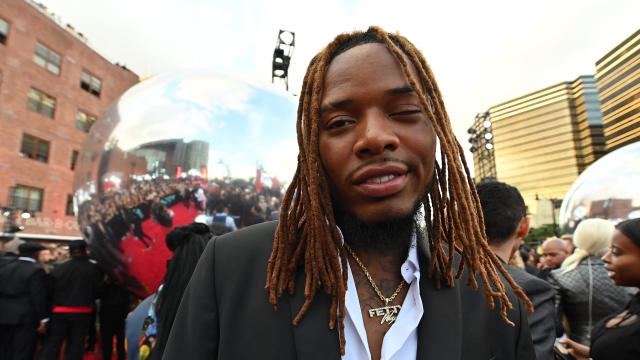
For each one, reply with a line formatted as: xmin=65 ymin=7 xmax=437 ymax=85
xmin=368 ymin=305 xmax=401 ymax=325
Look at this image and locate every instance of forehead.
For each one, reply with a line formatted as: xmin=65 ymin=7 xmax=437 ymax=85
xmin=542 ymin=242 xmax=561 ymax=252
xmin=613 ymin=230 xmax=638 ymax=249
xmin=322 ymin=43 xmax=420 ymax=96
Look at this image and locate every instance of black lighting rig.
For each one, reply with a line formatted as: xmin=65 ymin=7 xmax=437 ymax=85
xmin=468 ymin=111 xmax=497 ymax=182
xmin=272 ymin=30 xmax=295 ymax=91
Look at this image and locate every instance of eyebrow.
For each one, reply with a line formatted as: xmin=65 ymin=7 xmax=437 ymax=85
xmin=319 ymin=86 xmax=415 ymax=115
xmin=320 ymin=99 xmax=353 ymax=115
xmin=384 ymin=86 xmax=414 ymax=95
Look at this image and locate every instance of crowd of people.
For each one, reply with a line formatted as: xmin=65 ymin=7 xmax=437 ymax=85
xmin=477 ymin=180 xmax=639 ymax=360
xmin=0 ymin=174 xmax=284 ymax=360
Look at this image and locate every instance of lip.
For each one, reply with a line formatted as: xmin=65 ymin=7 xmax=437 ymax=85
xmin=351 ymin=163 xmax=408 ymax=185
xmin=350 ymin=164 xmax=408 ymax=198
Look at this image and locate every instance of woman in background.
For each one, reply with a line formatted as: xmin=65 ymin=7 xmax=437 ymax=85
xmin=559 ymin=218 xmax=640 ymax=359
xmin=548 ymin=218 xmax=630 ymax=344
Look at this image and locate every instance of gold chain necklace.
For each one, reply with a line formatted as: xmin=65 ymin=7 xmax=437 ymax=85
xmin=344 ymin=243 xmax=406 ymax=325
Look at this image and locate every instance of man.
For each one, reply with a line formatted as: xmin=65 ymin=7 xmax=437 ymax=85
xmin=212 ymin=204 xmax=237 ymax=231
xmin=560 ymin=234 xmax=575 ymax=254
xmin=39 ymin=240 xmax=104 ymax=360
xmin=164 ymin=27 xmax=534 ymax=359
xmin=0 ymin=242 xmax=49 ymax=360
xmin=243 ymin=203 xmax=265 ymax=227
xmin=540 ymin=238 xmax=569 ymax=270
xmin=477 ymin=181 xmax=556 ymax=360
xmin=99 ymin=275 xmax=130 ymax=360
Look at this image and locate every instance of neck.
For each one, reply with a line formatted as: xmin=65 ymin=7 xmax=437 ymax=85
xmin=490 ymin=239 xmax=516 ymax=264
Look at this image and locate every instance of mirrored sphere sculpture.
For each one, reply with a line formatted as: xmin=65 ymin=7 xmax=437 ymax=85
xmin=73 ymin=71 xmax=298 ymax=296
xmin=560 ymin=141 xmax=640 ymax=233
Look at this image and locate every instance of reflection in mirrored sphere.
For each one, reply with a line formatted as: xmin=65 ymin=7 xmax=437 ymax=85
xmin=73 ymin=71 xmax=298 ymax=297
xmin=560 ymin=141 xmax=640 ymax=233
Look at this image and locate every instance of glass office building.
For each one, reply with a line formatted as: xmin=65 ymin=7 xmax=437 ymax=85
xmin=486 ymin=76 xmax=605 ymax=223
xmin=596 ymin=28 xmax=640 ymax=152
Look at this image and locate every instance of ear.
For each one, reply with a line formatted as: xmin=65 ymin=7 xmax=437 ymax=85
xmin=515 ymin=217 xmax=530 ymax=239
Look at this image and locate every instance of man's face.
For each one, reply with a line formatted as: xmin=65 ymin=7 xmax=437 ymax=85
xmin=38 ymin=249 xmax=53 ymax=263
xmin=318 ymin=43 xmax=436 ymax=223
xmin=541 ymin=240 xmax=568 ymax=269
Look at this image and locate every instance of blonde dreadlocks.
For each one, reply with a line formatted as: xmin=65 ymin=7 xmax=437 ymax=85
xmin=265 ymin=26 xmax=532 ymax=355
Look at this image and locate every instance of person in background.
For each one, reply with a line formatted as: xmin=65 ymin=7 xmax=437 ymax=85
xmin=244 ymin=203 xmax=265 ymax=227
xmin=99 ymin=275 xmax=130 ymax=360
xmin=0 ymin=242 xmax=49 ymax=360
xmin=477 ymin=181 xmax=556 ymax=360
xmin=147 ymin=223 xmax=211 ymax=359
xmin=212 ymin=204 xmax=237 ymax=231
xmin=39 ymin=240 xmax=104 ymax=360
xmin=539 ymin=237 xmax=570 ymax=280
xmin=558 ymin=218 xmax=640 ymax=359
xmin=520 ymin=246 xmax=542 ymax=277
xmin=561 ymin=233 xmax=575 ymax=255
xmin=548 ymin=218 xmax=630 ymax=344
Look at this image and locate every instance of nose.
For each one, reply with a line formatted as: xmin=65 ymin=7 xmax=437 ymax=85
xmin=353 ymin=110 xmax=399 ymax=156
xmin=602 ymin=249 xmax=612 ymax=264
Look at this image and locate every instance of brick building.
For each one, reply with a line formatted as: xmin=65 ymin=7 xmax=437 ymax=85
xmin=0 ymin=0 xmax=138 ymax=242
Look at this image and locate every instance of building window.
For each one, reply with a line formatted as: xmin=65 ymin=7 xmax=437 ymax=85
xmin=80 ymin=71 xmax=102 ymax=96
xmin=20 ymin=134 xmax=50 ymax=163
xmin=12 ymin=185 xmax=44 ymax=212
xmin=75 ymin=110 xmax=96 ymax=132
xmin=70 ymin=150 xmax=79 ymax=170
xmin=65 ymin=194 xmax=74 ymax=216
xmin=0 ymin=18 xmax=8 ymax=45
xmin=27 ymin=88 xmax=56 ymax=118
xmin=33 ymin=42 xmax=61 ymax=75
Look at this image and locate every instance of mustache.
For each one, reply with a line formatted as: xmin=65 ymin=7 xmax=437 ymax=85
xmin=344 ymin=157 xmax=412 ymax=183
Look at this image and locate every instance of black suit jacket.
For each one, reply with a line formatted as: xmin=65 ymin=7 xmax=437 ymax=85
xmin=51 ymin=256 xmax=104 ymax=307
xmin=506 ymin=265 xmax=556 ymax=360
xmin=0 ymin=258 xmax=48 ymax=325
xmin=163 ymin=222 xmax=535 ymax=359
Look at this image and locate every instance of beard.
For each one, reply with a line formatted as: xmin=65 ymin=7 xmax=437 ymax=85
xmin=333 ymin=199 xmax=422 ymax=256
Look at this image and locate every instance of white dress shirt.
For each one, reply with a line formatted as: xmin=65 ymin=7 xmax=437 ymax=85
xmin=342 ymin=234 xmax=423 ymax=360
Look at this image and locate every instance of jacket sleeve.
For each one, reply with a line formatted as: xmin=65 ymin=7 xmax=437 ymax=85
xmin=526 ymin=279 xmax=557 ymax=360
xmin=513 ymin=295 xmax=537 ymax=360
xmin=162 ymin=237 xmax=219 ymax=360
xmin=29 ymin=267 xmax=49 ymax=321
xmin=546 ymin=272 xmax=566 ymax=337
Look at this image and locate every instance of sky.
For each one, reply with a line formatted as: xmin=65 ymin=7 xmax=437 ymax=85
xmin=39 ymin=0 xmax=640 ymax=173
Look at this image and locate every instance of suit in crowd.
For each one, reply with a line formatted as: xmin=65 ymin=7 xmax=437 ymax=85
xmin=0 ymin=255 xmax=48 ymax=360
xmin=39 ymin=245 xmax=104 ymax=360
xmin=163 ymin=221 xmax=535 ymax=360
xmin=100 ymin=278 xmax=130 ymax=360
xmin=505 ymin=264 xmax=556 ymax=360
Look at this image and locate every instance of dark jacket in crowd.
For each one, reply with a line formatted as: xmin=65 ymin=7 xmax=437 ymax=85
xmin=548 ymin=256 xmax=631 ymax=345
xmin=0 ymin=256 xmax=48 ymax=360
xmin=51 ymin=256 xmax=104 ymax=307
xmin=506 ymin=264 xmax=556 ymax=360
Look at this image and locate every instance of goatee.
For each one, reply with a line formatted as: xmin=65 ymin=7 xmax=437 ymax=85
xmin=334 ymin=200 xmax=422 ymax=256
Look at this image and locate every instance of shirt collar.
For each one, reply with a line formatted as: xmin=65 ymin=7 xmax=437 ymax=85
xmin=18 ymin=256 xmax=37 ymax=263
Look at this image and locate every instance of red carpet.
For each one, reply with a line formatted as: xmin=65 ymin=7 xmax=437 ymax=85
xmin=119 ymin=203 xmax=201 ymax=297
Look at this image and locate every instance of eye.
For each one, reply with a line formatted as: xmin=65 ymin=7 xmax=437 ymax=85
xmin=325 ymin=117 xmax=354 ymax=130
xmin=388 ymin=108 xmax=423 ymax=120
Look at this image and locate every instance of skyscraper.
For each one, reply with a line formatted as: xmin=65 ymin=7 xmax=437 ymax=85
xmin=483 ymin=75 xmax=604 ymax=224
xmin=596 ymin=28 xmax=640 ymax=152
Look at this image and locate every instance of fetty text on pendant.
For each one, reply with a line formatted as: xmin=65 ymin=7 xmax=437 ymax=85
xmin=368 ymin=305 xmax=402 ymax=325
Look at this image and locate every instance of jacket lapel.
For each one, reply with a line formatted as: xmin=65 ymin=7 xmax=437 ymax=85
xmin=416 ymin=238 xmax=462 ymax=360
xmin=289 ymin=270 xmax=341 ymax=359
